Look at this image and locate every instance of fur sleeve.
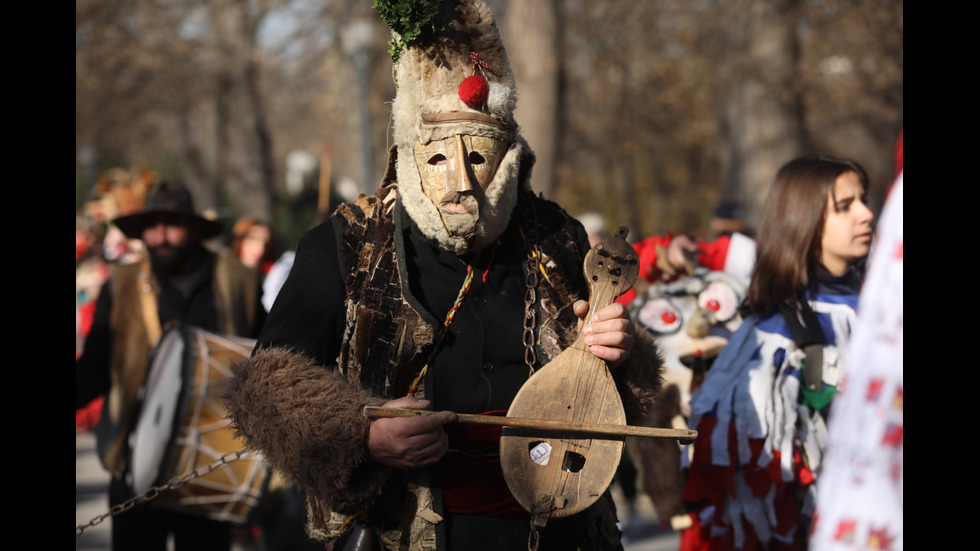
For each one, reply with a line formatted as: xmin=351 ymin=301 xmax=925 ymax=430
xmin=225 ymin=347 xmax=390 ymax=514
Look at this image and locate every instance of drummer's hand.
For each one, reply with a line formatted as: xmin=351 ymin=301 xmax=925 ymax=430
xmin=366 ymin=396 xmax=456 ymax=469
xmin=575 ymin=300 xmax=635 ymax=368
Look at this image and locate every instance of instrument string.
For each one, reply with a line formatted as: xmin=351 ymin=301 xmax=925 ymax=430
xmin=503 ymin=232 xmax=639 ymax=527
xmin=576 ymin=277 xmax=613 ymax=424
xmin=540 ymin=275 xmax=615 ymax=517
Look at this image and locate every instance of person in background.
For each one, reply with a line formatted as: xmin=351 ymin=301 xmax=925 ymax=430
xmin=76 ymin=169 xmax=151 ymax=430
xmin=577 ymin=211 xmax=610 ymax=247
xmin=260 ymin=210 xmax=332 ymax=315
xmin=616 ymin=201 xmax=757 ymax=308
xmin=230 ymin=216 xmax=278 ymax=277
xmin=75 ymin=181 xmax=266 ymax=551
xmin=679 ymin=155 xmax=874 ymax=550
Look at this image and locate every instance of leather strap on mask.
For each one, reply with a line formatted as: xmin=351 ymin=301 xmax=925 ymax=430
xmin=421 ymin=112 xmax=510 ymax=130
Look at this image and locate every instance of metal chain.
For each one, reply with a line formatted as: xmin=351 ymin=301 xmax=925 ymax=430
xmin=528 ymin=519 xmax=541 ymax=551
xmin=523 ymin=254 xmax=538 ymax=374
xmin=75 ymin=450 xmax=251 ymax=538
xmin=520 ymin=192 xmax=542 ymax=376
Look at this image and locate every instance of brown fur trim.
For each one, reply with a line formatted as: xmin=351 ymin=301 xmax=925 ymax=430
xmin=225 ymin=347 xmax=390 ymax=514
xmin=613 ymin=328 xmax=665 ymax=426
xmin=99 ymin=262 xmax=155 ymax=476
xmin=634 ymin=383 xmax=687 ymax=520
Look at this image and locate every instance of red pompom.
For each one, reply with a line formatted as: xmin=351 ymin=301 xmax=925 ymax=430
xmin=458 ymin=75 xmax=489 ymax=107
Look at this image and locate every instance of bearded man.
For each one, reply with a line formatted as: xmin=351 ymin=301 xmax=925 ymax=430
xmin=225 ymin=2 xmax=663 ymax=550
xmin=76 ymin=180 xmax=266 ymax=551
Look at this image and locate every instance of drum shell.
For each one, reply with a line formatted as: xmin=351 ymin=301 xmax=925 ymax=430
xmin=131 ymin=324 xmax=269 ymax=525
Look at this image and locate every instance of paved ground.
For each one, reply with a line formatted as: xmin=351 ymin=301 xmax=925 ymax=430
xmin=76 ymin=430 xmax=112 ymax=551
xmin=610 ymin=487 xmax=680 ymax=551
xmin=77 ymin=430 xmax=679 ymax=551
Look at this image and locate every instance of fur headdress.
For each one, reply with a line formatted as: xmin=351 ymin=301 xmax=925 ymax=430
xmin=377 ymin=0 xmax=535 ymax=254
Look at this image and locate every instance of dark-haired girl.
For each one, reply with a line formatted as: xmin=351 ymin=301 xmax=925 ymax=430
xmin=680 ymin=155 xmax=874 ymax=551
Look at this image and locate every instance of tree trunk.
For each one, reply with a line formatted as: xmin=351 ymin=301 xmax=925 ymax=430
xmin=716 ymin=0 xmax=806 ymax=224
xmin=505 ymin=0 xmax=559 ymax=199
xmin=176 ymin=97 xmax=220 ymax=213
xmin=210 ymin=0 xmax=275 ymax=223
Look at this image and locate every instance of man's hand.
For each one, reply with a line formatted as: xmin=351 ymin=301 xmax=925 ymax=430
xmin=366 ymin=396 xmax=457 ymax=469
xmin=574 ymin=300 xmax=635 ymax=368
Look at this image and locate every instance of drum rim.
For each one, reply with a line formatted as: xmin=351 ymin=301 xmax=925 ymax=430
xmin=157 ymin=323 xmax=196 ymax=490
xmin=134 ymin=322 xmax=271 ymax=525
xmin=132 ymin=322 xmax=195 ymax=493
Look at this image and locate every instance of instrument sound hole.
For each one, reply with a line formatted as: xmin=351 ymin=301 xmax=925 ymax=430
xmin=562 ymin=451 xmax=586 ymax=473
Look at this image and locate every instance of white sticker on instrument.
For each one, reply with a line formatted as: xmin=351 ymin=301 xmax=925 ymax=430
xmin=529 ymin=442 xmax=551 ymax=466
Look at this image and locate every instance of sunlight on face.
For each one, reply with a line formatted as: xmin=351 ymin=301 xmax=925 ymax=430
xmin=414 ymin=135 xmax=508 ymax=212
xmin=820 ymin=171 xmax=874 ymax=275
xmin=239 ymin=225 xmax=271 ymax=269
xmin=413 ymin=134 xmax=509 ymax=238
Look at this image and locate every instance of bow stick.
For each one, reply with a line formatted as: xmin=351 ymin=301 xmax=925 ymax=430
xmin=363 ymin=406 xmax=697 ymax=445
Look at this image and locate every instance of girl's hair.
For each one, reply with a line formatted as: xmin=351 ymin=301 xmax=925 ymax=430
xmin=743 ymin=155 xmax=869 ymax=315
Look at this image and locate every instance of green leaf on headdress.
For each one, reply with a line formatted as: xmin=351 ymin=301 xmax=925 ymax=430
xmin=372 ymin=0 xmax=452 ymax=66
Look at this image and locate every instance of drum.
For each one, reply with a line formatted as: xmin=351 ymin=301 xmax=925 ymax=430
xmin=130 ymin=324 xmax=269 ymax=525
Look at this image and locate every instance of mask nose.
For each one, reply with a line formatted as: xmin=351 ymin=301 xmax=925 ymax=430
xmin=451 ymin=135 xmax=476 ymax=194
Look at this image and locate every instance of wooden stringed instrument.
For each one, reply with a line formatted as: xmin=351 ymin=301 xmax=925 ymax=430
xmin=498 ymin=225 xmax=639 ymax=527
xmin=362 ymin=225 xmax=698 ymax=528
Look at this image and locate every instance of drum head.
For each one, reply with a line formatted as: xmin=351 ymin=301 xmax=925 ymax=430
xmin=131 ymin=328 xmax=187 ymax=495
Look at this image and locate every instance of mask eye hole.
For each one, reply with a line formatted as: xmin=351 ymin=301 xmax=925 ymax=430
xmin=428 ymin=154 xmax=447 ymax=166
xmin=468 ymin=151 xmax=486 ymax=165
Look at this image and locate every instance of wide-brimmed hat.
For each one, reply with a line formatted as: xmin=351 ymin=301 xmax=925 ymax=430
xmin=113 ymin=181 xmax=223 ymax=240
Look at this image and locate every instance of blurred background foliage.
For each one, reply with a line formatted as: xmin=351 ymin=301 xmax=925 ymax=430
xmin=76 ymin=0 xmax=902 ymax=250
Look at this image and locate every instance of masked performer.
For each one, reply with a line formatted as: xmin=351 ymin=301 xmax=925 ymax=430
xmin=225 ymin=1 xmax=664 ymax=550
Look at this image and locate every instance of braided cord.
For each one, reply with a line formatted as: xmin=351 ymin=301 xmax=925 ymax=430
xmin=408 ymin=265 xmax=476 ymax=395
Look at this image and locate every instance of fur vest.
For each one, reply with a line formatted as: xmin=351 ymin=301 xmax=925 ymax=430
xmin=332 ymin=183 xmax=597 ymax=399
xmin=226 ymin=184 xmax=664 ymax=550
